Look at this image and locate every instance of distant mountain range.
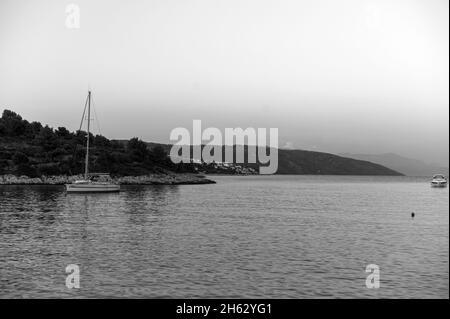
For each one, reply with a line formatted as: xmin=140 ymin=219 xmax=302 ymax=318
xmin=340 ymin=153 xmax=449 ymax=177
xmin=144 ymin=142 xmax=402 ymax=176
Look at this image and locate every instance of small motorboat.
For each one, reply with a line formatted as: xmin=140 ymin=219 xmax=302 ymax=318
xmin=431 ymin=174 xmax=448 ymax=188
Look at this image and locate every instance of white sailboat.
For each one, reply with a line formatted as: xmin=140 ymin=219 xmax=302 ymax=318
xmin=66 ymin=91 xmax=120 ymax=193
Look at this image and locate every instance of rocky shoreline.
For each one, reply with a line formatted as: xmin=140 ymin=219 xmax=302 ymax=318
xmin=0 ymin=174 xmax=216 ymax=185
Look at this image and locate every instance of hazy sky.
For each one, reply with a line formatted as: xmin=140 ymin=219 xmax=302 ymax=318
xmin=0 ymin=0 xmax=448 ymax=166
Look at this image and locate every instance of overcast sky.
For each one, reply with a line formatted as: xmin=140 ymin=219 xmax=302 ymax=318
xmin=0 ymin=0 xmax=448 ymax=166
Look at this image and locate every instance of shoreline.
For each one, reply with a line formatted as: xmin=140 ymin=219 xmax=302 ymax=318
xmin=0 ymin=174 xmax=216 ymax=186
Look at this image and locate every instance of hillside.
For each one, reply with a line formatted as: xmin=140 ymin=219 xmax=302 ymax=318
xmin=340 ymin=153 xmax=448 ymax=177
xmin=276 ymin=149 xmax=402 ymax=175
xmin=142 ymin=143 xmax=403 ymax=176
xmin=0 ymin=110 xmax=192 ymax=177
xmin=0 ymin=110 xmax=402 ymax=177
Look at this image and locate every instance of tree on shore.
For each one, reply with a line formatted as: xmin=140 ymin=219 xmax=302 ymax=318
xmin=0 ymin=109 xmax=188 ymax=177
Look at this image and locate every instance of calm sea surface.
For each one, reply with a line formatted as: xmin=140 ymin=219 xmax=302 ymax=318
xmin=0 ymin=175 xmax=448 ymax=298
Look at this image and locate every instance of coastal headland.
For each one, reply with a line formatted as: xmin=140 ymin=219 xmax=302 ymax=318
xmin=0 ymin=173 xmax=215 ymax=185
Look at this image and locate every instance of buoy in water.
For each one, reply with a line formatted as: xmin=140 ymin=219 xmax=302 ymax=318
xmin=411 ymin=212 xmax=415 ymax=218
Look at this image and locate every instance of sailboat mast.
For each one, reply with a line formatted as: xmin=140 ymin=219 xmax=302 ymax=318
xmin=84 ymin=91 xmax=91 ymax=180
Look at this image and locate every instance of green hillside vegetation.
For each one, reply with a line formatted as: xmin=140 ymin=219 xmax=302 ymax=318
xmin=0 ymin=110 xmax=192 ymax=177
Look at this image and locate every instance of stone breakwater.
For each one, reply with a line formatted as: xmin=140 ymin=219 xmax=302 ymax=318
xmin=0 ymin=174 xmax=216 ymax=185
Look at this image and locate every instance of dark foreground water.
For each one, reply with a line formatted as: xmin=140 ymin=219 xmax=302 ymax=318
xmin=0 ymin=176 xmax=448 ymax=298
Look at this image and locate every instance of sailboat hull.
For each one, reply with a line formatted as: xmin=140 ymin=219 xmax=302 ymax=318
xmin=65 ymin=183 xmax=120 ymax=193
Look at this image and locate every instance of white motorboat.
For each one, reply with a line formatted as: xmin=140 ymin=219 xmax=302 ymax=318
xmin=431 ymin=174 xmax=447 ymax=188
xmin=66 ymin=91 xmax=120 ymax=193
